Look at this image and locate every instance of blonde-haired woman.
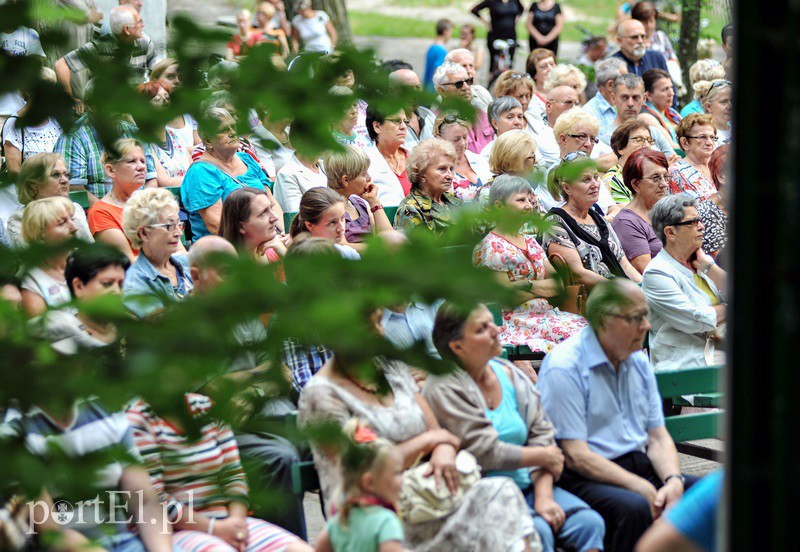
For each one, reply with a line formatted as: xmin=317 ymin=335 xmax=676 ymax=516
xmin=87 ymin=138 xmax=148 ymax=263
xmin=542 ymin=64 xmax=587 ymax=100
xmin=484 ymin=129 xmax=543 ymax=209
xmin=20 ymin=196 xmax=79 ymax=317
xmin=324 ymin=145 xmax=394 ymax=250
xmin=699 ymin=79 xmax=732 ymax=148
xmin=434 ymin=113 xmax=491 ymax=202
xmin=6 ymin=153 xmax=92 ymax=248
xmin=394 ymin=138 xmax=460 ymax=234
xmin=122 ymin=188 xmax=193 ymax=319
xmin=680 ymin=59 xmax=726 ymax=118
xmin=227 ymin=9 xmax=265 ymax=60
xmin=149 ymin=57 xmax=202 ymax=149
xmin=254 ymin=1 xmax=290 ymax=58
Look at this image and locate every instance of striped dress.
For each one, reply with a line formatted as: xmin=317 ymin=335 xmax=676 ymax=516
xmin=125 ymin=394 xmax=300 ymax=552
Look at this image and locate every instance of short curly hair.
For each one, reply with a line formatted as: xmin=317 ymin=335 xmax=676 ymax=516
xmin=493 ymin=71 xmax=534 ymax=98
xmin=552 ymin=107 xmax=599 ymax=143
xmin=406 ymin=138 xmax=457 ymax=188
xmin=122 ymin=188 xmax=180 ymax=249
xmin=675 ymin=113 xmax=716 ymax=148
xmin=542 ymin=64 xmax=587 ymax=94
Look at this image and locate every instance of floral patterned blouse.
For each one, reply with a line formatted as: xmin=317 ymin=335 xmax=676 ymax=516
xmin=541 ymin=212 xmax=626 ymax=278
xmin=393 ymin=187 xmax=460 ymax=234
xmin=150 ymin=129 xmax=192 ymax=179
xmin=474 ymin=232 xmax=587 ymax=352
xmin=668 ymin=159 xmax=717 ymax=201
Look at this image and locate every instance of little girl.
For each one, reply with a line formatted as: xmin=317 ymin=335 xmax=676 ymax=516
xmin=315 ymin=419 xmax=405 ymax=552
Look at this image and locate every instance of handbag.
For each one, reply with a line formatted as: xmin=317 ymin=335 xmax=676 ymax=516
xmin=397 ymin=450 xmax=481 ymax=525
xmin=548 ymin=252 xmax=587 ymax=317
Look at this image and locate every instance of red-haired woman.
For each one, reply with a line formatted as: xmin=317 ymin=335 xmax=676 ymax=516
xmin=135 ymin=81 xmax=192 ymax=187
xmin=611 ymin=149 xmax=670 ymax=274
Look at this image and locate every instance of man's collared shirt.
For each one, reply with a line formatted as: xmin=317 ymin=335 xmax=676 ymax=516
xmin=381 ymin=300 xmax=443 ymax=358
xmin=611 ymin=49 xmax=668 ymax=77
xmin=583 ymin=93 xmax=617 ymax=137
xmin=538 ymin=326 xmax=665 ymax=460
xmin=64 ymin=33 xmax=157 ymax=83
xmin=54 ymin=114 xmax=157 ymax=197
xmin=282 ymin=339 xmax=333 ymax=394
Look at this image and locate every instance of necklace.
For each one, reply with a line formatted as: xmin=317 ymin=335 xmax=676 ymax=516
xmin=108 ymin=191 xmax=127 ymax=206
xmin=384 ymin=151 xmax=403 ymax=174
xmin=344 ymin=372 xmax=382 ymax=394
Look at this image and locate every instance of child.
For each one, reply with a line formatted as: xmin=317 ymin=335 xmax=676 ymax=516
xmin=315 ymin=419 xmax=405 ymax=552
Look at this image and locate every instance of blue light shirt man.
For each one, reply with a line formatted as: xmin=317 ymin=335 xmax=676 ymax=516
xmin=381 ymin=299 xmax=443 ymax=358
xmin=537 ymin=279 xmax=694 ymax=552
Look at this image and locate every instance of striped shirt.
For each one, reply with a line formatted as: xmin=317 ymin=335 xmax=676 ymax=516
xmin=125 ymin=394 xmax=249 ymax=523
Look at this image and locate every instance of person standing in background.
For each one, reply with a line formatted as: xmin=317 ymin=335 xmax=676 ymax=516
xmin=423 ymin=19 xmax=453 ymax=92
xmin=527 ymin=0 xmax=564 ymax=55
xmin=470 ymin=0 xmax=524 ymax=76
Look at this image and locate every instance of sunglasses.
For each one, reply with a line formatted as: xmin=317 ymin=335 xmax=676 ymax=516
xmin=436 ymin=113 xmax=464 ymax=134
xmin=671 ymin=217 xmax=702 ymax=228
xmin=703 ymin=79 xmax=731 ymax=100
xmin=444 ymin=77 xmax=474 ymax=89
xmin=508 ymin=72 xmax=532 ymax=81
xmin=562 ymin=151 xmax=590 ymax=162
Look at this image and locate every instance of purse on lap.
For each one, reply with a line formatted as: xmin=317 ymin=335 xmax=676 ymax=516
xmin=548 ymin=252 xmax=587 ymax=317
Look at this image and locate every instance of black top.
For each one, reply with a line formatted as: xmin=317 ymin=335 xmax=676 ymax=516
xmin=530 ymin=2 xmax=561 ymax=35
xmin=471 ymin=0 xmax=525 ymax=38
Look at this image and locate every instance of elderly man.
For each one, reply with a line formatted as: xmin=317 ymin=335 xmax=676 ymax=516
xmin=583 ymin=57 xmax=627 ymax=132
xmin=445 ymin=47 xmax=493 ymax=111
xmin=538 ymin=279 xmax=696 ymax=552
xmin=598 ymin=73 xmax=678 ymax=164
xmin=613 ymin=19 xmax=669 ymax=77
xmin=187 ymin=235 xmax=308 ymax=540
xmin=389 ymin=68 xmax=436 ymax=150
xmin=55 ymin=5 xmax=157 ymax=102
xmin=434 ymin=61 xmax=494 ymax=154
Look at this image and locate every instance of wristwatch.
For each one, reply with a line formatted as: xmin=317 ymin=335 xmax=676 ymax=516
xmin=664 ymin=474 xmax=686 ymax=485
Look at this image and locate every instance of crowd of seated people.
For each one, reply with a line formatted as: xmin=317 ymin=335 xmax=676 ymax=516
xmin=0 ymin=3 xmax=733 ymax=551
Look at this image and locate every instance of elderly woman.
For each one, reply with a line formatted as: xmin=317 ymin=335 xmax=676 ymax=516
xmin=433 ymin=62 xmax=494 ymax=154
xmin=291 ymin=0 xmax=337 ymax=53
xmin=126 ymin=394 xmax=312 ymax=552
xmin=136 ymin=81 xmax=192 ymax=187
xmin=639 ymin=69 xmax=681 ymax=150
xmin=699 ymin=79 xmax=732 ymax=148
xmin=543 ymin=152 xmax=642 ymax=285
xmin=668 ymin=114 xmax=718 ymax=201
xmin=6 ymin=153 xmax=92 ymax=247
xmin=394 ymin=138 xmax=460 ymax=234
xmin=603 ymin=118 xmax=655 ymax=204
xmin=525 ymin=48 xmax=557 ymax=121
xmin=324 ymin=146 xmax=396 ymax=250
xmin=122 ymin=188 xmax=193 ymax=319
xmin=149 ymin=58 xmax=202 ymax=148
xmin=542 ymin=64 xmax=588 ymax=102
xmin=642 ymin=193 xmax=727 ymax=371
xmin=365 ymin=107 xmax=411 ymax=207
xmin=493 ymin=70 xmax=561 ymax=163
xmin=611 ymin=149 xmax=669 ymax=274
xmin=680 ymin=59 xmax=726 ymax=118
xmin=479 ymin=96 xmax=525 ymax=160
xmin=87 ymin=138 xmax=148 ymax=263
xmin=697 ymin=145 xmax=728 ymax=259
xmin=329 ymin=86 xmax=372 ymax=150
xmin=424 ymin=302 xmax=604 ymax=552
xmin=181 ymin=108 xmax=278 ymax=241
xmin=19 ymin=196 xmax=79 ymax=317
xmin=298 ymin=304 xmax=537 ymax=551
xmin=484 ymin=130 xmax=541 ymax=206
xmin=434 ymin=113 xmax=491 ymax=202
xmin=550 ymin=108 xmax=617 ymax=215
xmin=475 ymin=175 xmax=587 ymax=353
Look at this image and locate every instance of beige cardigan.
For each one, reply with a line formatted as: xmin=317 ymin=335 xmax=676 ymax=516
xmin=423 ymin=358 xmax=557 ymax=476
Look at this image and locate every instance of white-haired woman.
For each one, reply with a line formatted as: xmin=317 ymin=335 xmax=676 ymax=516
xmin=643 ymin=193 xmax=726 ymax=371
xmin=479 ymin=96 xmax=526 ymax=162
xmin=475 ymin=174 xmax=587 ymax=354
xmin=6 ymin=153 xmax=92 ymax=247
xmin=679 ymin=59 xmax=726 ymax=118
xmin=700 ymin=80 xmax=732 ymax=148
xmin=434 ymin=113 xmax=491 ymax=202
xmin=19 ymin=196 xmax=79 ymax=318
xmin=122 ymin=187 xmax=193 ymax=319
xmin=542 ymin=64 xmax=587 ymax=102
xmin=394 ymin=138 xmax=460 ymax=234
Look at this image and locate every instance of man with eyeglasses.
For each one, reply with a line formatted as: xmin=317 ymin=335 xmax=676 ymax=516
xmin=538 ymin=278 xmax=696 ymax=552
xmin=433 ymin=61 xmax=494 ymax=154
xmin=612 ymin=19 xmax=668 ymax=78
xmin=444 ymin=48 xmax=493 ymax=111
xmin=598 ymin=73 xmax=679 ymax=165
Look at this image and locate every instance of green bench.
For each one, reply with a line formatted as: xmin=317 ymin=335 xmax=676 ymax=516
xmin=285 ymin=411 xmax=321 ymax=496
xmin=283 ymin=206 xmax=399 ymax=234
xmin=69 ymin=190 xmax=90 ymax=210
xmin=656 ymin=365 xmax=724 ymax=461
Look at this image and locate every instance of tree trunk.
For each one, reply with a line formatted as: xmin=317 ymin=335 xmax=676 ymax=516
xmin=315 ymin=0 xmax=353 ymax=46
xmin=676 ymin=0 xmax=702 ymax=104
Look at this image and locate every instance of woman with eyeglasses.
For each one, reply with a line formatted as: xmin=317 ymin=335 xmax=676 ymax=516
xmin=611 ymin=149 xmax=669 ymax=274
xmin=604 ymin=118 xmax=655 ymax=204
xmin=122 ymin=187 xmax=193 ymax=319
xmin=699 ymin=79 xmax=732 ymax=148
xmin=365 ymin=107 xmax=411 ymax=207
xmin=6 ymin=153 xmax=92 ymax=248
xmin=639 ymin=69 xmax=681 ymax=151
xmin=642 ymin=193 xmax=726 ymax=372
xmin=480 ymin=96 xmax=526 ymax=160
xmin=434 ymin=113 xmax=492 ymax=202
xmin=668 ymin=114 xmax=718 ymax=201
xmin=542 ymin=152 xmax=642 ymax=286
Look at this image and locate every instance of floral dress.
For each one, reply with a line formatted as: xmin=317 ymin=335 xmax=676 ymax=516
xmin=668 ymin=159 xmax=717 ymax=201
xmin=151 ymin=129 xmax=192 ymax=179
xmin=475 ymin=232 xmax=587 ymax=352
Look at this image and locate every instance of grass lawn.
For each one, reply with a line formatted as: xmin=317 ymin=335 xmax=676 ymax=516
xmin=351 ymin=0 xmax=728 ymax=43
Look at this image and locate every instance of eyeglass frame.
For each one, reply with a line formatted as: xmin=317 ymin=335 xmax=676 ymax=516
xmin=147 ymin=221 xmax=185 ymax=232
xmin=385 ymin=116 xmax=410 ymax=126
xmin=628 ymin=136 xmax=656 ymax=146
xmin=568 ymin=133 xmax=600 ymax=144
xmin=607 ymin=309 xmax=650 ymax=326
xmin=562 ymin=150 xmax=590 ymax=163
xmin=442 ymin=77 xmax=474 ymax=89
xmin=669 ymin=217 xmax=702 ymax=228
xmin=684 ymin=134 xmax=717 ymax=142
